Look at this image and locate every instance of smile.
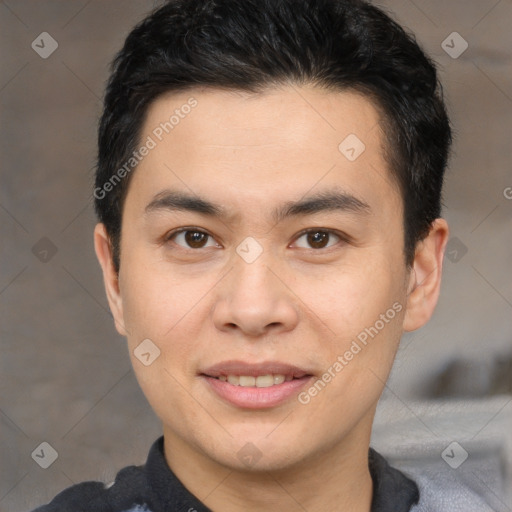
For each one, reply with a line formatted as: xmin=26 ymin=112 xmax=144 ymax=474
xmin=216 ymin=374 xmax=293 ymax=387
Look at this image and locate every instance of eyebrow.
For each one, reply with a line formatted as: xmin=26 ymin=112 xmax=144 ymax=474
xmin=144 ymin=187 xmax=371 ymax=224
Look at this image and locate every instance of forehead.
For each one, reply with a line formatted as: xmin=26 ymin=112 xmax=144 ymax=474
xmin=143 ymin=85 xmax=382 ymax=160
xmin=126 ymin=85 xmax=401 ymax=222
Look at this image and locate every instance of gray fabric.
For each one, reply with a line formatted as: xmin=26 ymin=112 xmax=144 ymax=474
xmin=409 ymin=469 xmax=497 ymax=512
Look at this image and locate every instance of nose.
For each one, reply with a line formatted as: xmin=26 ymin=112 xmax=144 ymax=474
xmin=212 ymin=249 xmax=299 ymax=338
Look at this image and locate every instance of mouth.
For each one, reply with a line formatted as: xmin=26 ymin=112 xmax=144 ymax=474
xmin=200 ymin=361 xmax=314 ymax=408
xmin=201 ymin=360 xmax=312 ymax=383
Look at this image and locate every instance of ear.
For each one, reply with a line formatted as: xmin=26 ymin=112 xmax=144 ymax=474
xmin=93 ymin=223 xmax=127 ymax=336
xmin=403 ymin=218 xmax=449 ymax=332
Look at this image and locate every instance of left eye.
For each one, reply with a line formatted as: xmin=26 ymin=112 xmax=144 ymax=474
xmin=293 ymin=229 xmax=342 ymax=250
xmin=167 ymin=229 xmax=218 ymax=249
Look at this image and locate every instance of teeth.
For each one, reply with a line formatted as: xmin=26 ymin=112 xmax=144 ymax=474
xmin=239 ymin=375 xmax=256 ymax=387
xmin=273 ymin=374 xmax=285 ymax=385
xmin=255 ymin=375 xmax=273 ymax=387
xmin=217 ymin=374 xmax=291 ymax=387
xmin=227 ymin=375 xmax=239 ymax=386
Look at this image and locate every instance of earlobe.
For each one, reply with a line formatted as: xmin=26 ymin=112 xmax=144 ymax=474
xmin=403 ymin=218 xmax=449 ymax=332
xmin=93 ymin=223 xmax=127 ymax=336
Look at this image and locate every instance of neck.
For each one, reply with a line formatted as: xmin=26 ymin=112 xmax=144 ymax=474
xmin=163 ymin=414 xmax=374 ymax=512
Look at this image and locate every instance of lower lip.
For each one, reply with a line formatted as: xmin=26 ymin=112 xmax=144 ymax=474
xmin=202 ymin=375 xmax=313 ymax=409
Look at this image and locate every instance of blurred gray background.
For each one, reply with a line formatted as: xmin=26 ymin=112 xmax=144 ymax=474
xmin=1 ymin=1 xmax=511 ymax=511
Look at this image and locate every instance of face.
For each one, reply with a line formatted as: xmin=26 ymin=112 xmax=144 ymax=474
xmin=95 ymin=85 xmax=446 ymax=473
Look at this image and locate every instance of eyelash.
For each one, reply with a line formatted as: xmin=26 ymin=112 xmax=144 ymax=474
xmin=163 ymin=227 xmax=348 ymax=252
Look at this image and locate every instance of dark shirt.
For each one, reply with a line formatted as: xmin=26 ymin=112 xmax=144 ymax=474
xmin=33 ymin=437 xmax=419 ymax=512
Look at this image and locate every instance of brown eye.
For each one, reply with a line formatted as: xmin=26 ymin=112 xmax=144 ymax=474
xmin=185 ymin=231 xmax=208 ymax=248
xmin=294 ymin=229 xmax=342 ymax=250
xmin=167 ymin=229 xmax=218 ymax=249
xmin=307 ymin=231 xmax=329 ymax=249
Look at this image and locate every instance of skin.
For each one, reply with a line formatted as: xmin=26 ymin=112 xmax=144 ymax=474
xmin=94 ymin=85 xmax=449 ymax=512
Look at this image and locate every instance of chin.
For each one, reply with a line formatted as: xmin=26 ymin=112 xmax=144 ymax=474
xmin=197 ymin=427 xmax=312 ymax=473
xmin=217 ymin=444 xmax=307 ymax=473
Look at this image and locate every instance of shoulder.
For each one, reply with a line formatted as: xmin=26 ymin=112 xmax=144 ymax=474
xmin=31 ymin=465 xmax=152 ymax=512
xmin=405 ymin=466 xmax=497 ymax=512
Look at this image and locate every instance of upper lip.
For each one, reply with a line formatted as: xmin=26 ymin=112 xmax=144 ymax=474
xmin=201 ymin=360 xmax=313 ymax=378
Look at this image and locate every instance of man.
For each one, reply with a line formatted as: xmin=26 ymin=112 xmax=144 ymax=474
xmin=33 ymin=0 xmax=491 ymax=510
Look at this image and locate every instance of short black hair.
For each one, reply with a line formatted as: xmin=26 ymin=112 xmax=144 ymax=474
xmin=94 ymin=0 xmax=452 ymax=273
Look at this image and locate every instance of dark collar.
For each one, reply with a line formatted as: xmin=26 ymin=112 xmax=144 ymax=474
xmin=368 ymin=447 xmax=419 ymax=511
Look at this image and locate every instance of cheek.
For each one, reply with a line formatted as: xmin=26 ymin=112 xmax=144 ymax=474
xmin=119 ymin=265 xmax=208 ymax=423
xmin=120 ymin=259 xmax=200 ymax=337
xmin=119 ymin=261 xmax=218 ymax=383
xmin=299 ymin=259 xmax=400 ymax=339
xmin=299 ymin=258 xmax=407 ymax=412
xmin=296 ymin=268 xmax=405 ymax=429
